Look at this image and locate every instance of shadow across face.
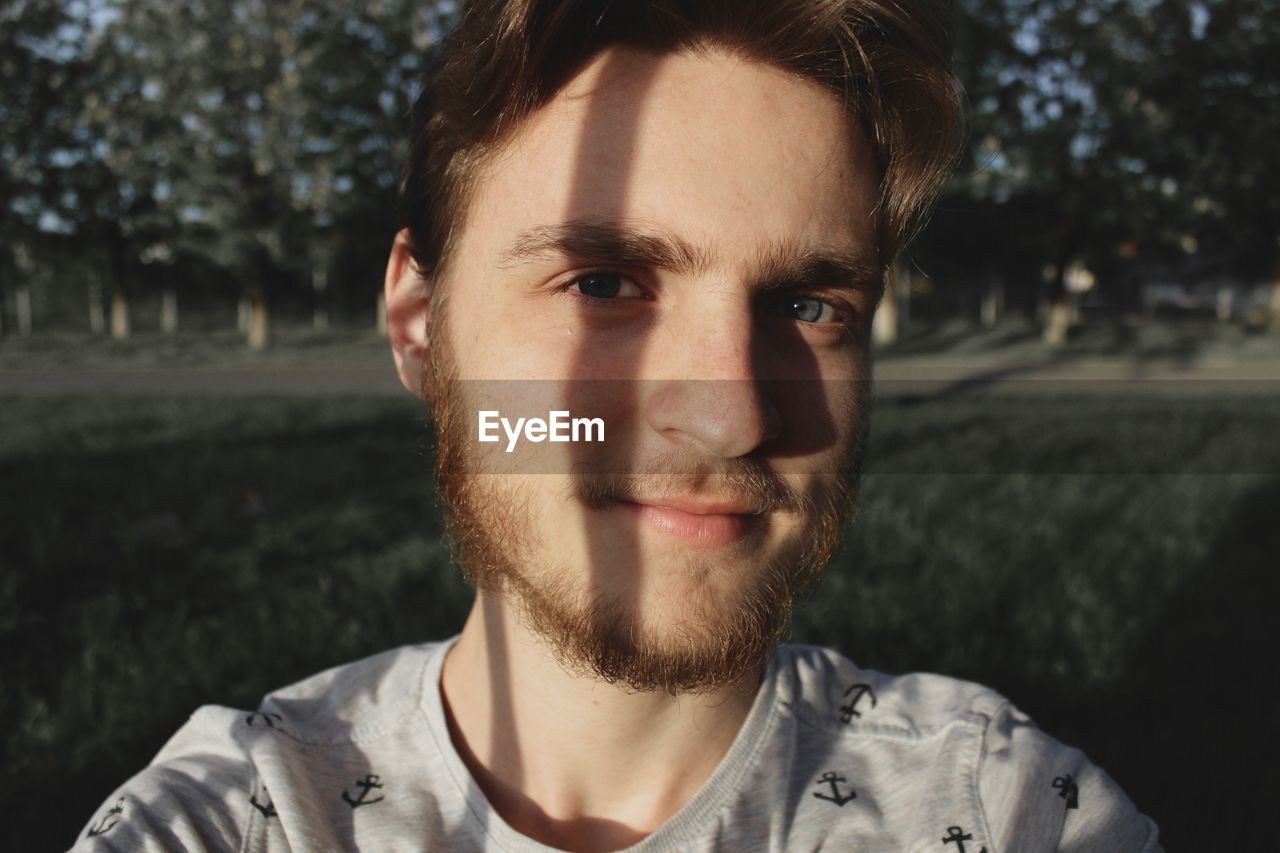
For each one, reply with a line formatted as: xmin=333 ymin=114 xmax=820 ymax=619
xmin=419 ymin=46 xmax=878 ymax=695
xmin=426 ymin=360 xmax=864 ymax=693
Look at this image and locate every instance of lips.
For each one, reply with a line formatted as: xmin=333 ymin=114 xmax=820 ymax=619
xmin=617 ymin=496 xmax=762 ymax=546
xmin=634 ymin=495 xmax=762 ymax=516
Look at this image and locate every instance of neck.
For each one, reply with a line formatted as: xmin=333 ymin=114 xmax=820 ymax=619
xmin=439 ymin=593 xmax=763 ymax=853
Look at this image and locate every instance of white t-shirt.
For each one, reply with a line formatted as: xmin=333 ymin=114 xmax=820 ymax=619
xmin=71 ymin=638 xmax=1162 ymax=852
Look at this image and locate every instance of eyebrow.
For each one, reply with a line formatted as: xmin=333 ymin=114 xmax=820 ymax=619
xmin=752 ymin=241 xmax=885 ymax=301
xmin=502 ymin=219 xmax=710 ymax=276
xmin=501 ymin=218 xmax=883 ymax=298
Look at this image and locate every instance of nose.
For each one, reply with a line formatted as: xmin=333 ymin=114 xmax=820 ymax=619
xmin=643 ymin=301 xmax=781 ymax=459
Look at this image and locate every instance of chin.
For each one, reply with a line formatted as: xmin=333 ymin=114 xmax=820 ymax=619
xmin=509 ymin=548 xmax=807 ymax=694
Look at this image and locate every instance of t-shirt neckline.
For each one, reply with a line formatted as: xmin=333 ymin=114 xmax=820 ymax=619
xmin=418 ymin=636 xmax=785 ymax=852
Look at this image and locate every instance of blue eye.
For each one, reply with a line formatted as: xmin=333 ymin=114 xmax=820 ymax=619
xmin=781 ymin=296 xmax=835 ymax=323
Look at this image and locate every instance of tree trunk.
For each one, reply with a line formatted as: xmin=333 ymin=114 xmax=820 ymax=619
xmin=247 ymin=286 xmax=269 ymax=350
xmin=110 ymin=289 xmax=131 ymax=339
xmin=1042 ymin=203 xmax=1080 ymax=347
xmin=1044 ymin=300 xmax=1070 ymax=347
xmin=872 ymin=270 xmax=899 ymax=346
xmin=1269 ymin=259 xmax=1280 ymax=334
xmin=103 ymin=221 xmax=129 ymax=340
xmin=88 ymin=276 xmax=106 ymax=335
xmin=376 ymin=290 xmax=388 ymax=337
xmin=16 ymin=284 xmax=32 ymax=337
xmin=897 ymin=266 xmax=911 ymax=331
xmin=1216 ymin=286 xmax=1234 ymax=323
xmin=237 ymin=293 xmax=252 ymax=334
xmin=160 ymin=285 xmax=178 ymax=335
xmin=312 ymin=267 xmax=329 ymax=332
xmin=981 ymin=275 xmax=1005 ymax=328
xmin=1042 ymin=262 xmax=1071 ymax=347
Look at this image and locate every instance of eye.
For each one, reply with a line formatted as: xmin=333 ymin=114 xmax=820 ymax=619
xmin=778 ymin=295 xmax=840 ymax=324
xmin=569 ymin=272 xmax=644 ymax=300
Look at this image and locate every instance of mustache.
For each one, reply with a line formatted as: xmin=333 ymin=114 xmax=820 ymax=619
xmin=572 ymin=453 xmax=810 ymax=514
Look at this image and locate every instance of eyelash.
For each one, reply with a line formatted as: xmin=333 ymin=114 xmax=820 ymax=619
xmin=555 ymin=269 xmax=855 ymax=326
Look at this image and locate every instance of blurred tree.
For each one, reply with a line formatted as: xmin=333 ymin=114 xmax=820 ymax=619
xmin=284 ymin=0 xmax=453 ymax=332
xmin=936 ymin=0 xmax=1280 ymax=338
xmin=66 ymin=0 xmax=191 ymax=338
xmin=14 ymin=0 xmax=1271 ymax=341
xmin=0 ymin=0 xmax=85 ymax=336
xmin=65 ymin=0 xmax=454 ymax=346
xmin=1169 ymin=0 xmax=1280 ymax=330
xmin=121 ymin=0 xmax=312 ymax=348
xmin=945 ymin=0 xmax=1156 ymax=343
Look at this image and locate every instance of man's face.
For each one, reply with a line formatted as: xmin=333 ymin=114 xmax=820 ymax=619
xmin=424 ymin=46 xmax=879 ymax=692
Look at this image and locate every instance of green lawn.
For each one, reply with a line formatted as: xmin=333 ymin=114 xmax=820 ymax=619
xmin=3 ymin=392 xmax=1278 ymax=850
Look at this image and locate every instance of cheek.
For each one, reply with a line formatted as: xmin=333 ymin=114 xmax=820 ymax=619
xmin=825 ymin=375 xmax=870 ymax=472
xmin=439 ymin=268 xmax=559 ymax=378
xmin=764 ymin=373 xmax=867 ymax=469
xmin=456 ymin=293 xmax=633 ymax=381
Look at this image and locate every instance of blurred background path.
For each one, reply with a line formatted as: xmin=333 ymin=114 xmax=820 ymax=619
xmin=3 ymin=333 xmax=1277 ymax=395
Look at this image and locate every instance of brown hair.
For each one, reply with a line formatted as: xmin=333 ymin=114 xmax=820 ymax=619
xmin=400 ymin=0 xmax=963 ymax=283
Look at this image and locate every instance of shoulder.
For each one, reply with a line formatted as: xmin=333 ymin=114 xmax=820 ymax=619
xmin=68 ymin=704 xmax=259 ymax=852
xmin=771 ymin=644 xmax=1163 ymax=852
xmin=980 ymin=701 xmax=1164 ymax=852
xmin=255 ymin=640 xmax=441 ymax=745
xmin=774 ymin=643 xmax=1007 ymax=736
xmin=69 ymin=641 xmax=450 ymax=851
xmin=72 ymin=701 xmax=259 ymax=845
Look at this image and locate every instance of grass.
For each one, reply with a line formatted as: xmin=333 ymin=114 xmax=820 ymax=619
xmin=879 ymin=313 xmax=1280 ymax=363
xmin=2 ymin=392 xmax=1278 ymax=850
xmin=0 ymin=328 xmax=393 ymax=371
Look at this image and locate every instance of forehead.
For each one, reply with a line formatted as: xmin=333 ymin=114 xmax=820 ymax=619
xmin=458 ymin=45 xmax=879 ymax=275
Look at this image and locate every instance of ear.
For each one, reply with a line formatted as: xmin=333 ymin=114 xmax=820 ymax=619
xmin=384 ymin=228 xmax=434 ymax=399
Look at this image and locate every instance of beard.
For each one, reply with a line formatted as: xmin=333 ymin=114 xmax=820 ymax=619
xmin=422 ymin=307 xmax=863 ymax=694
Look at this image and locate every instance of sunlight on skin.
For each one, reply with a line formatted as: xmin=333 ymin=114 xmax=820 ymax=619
xmin=387 ymin=45 xmax=879 ymax=851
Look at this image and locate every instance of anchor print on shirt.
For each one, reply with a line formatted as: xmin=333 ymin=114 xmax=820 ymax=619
xmin=839 ymin=683 xmax=877 ymax=723
xmin=86 ymin=797 xmax=126 ymax=838
xmin=245 ymin=712 xmax=283 ymax=729
xmin=250 ymin=788 xmax=278 ymax=819
xmin=342 ymin=774 xmax=386 ymax=809
xmin=1053 ymin=774 xmax=1080 ymax=809
xmin=812 ymin=771 xmax=857 ymax=806
xmin=941 ymin=825 xmax=987 ymax=853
